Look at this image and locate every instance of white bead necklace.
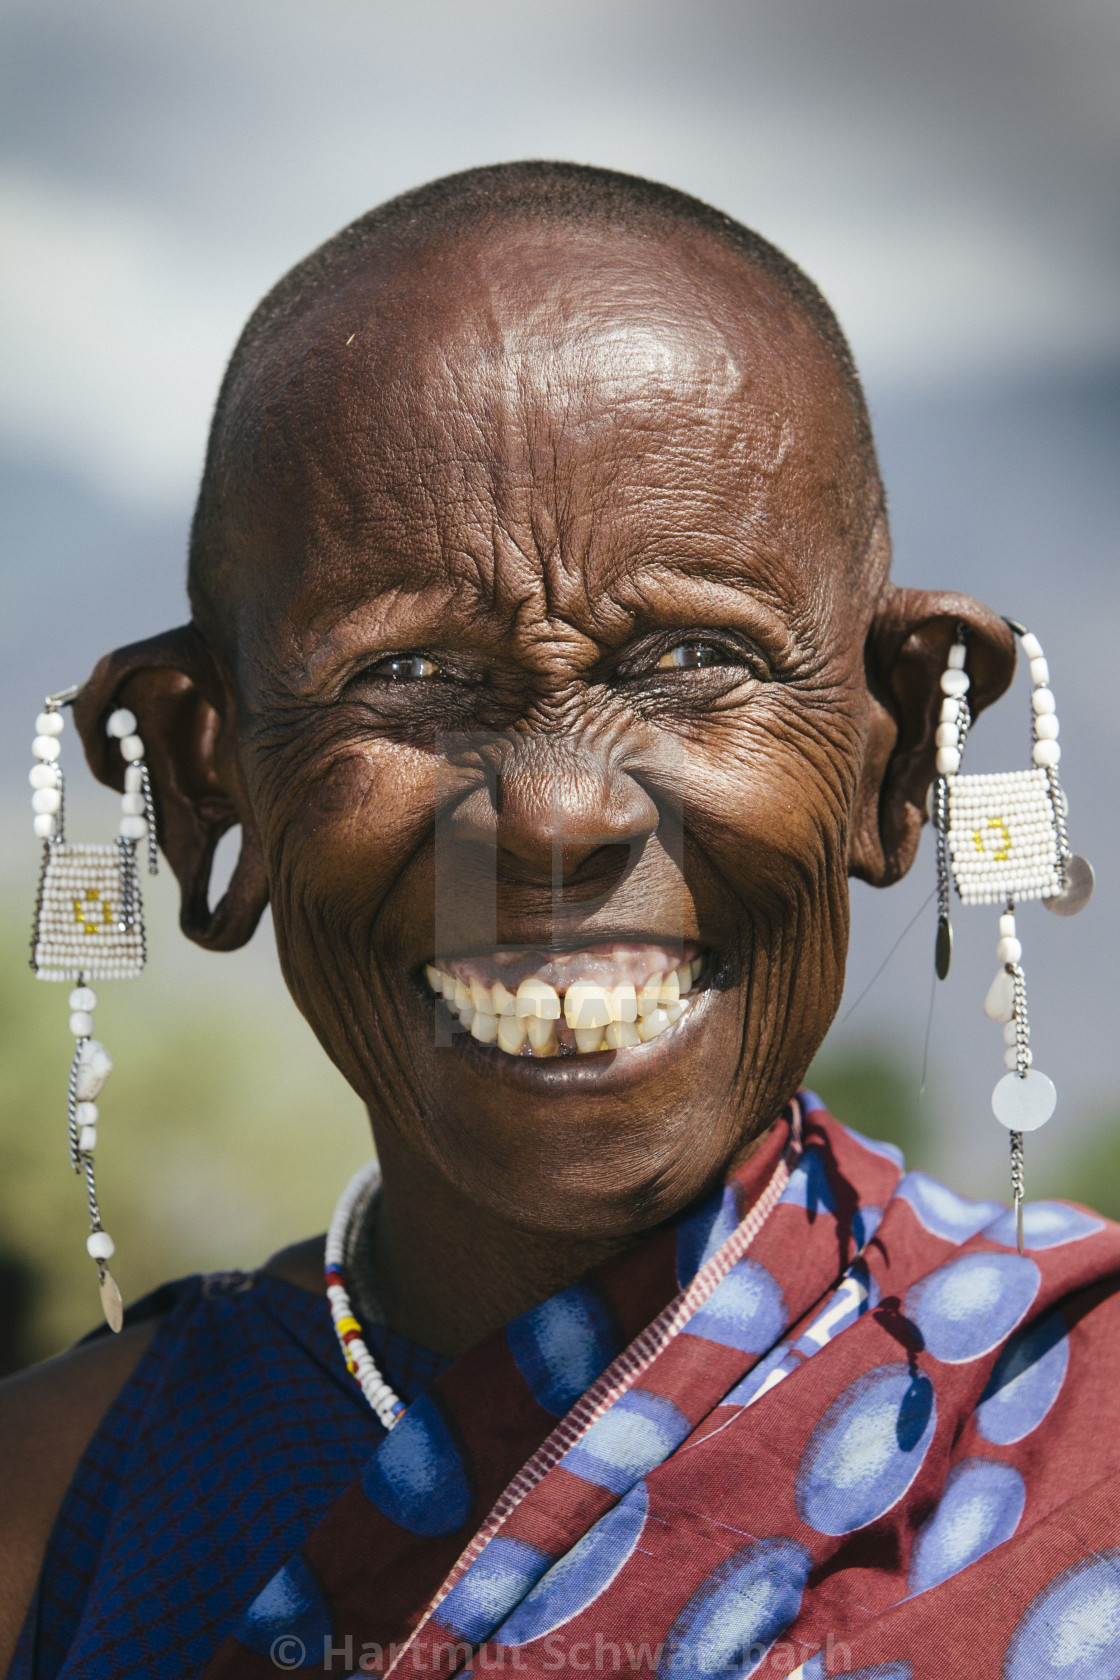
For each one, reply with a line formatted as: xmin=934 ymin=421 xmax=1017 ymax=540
xmin=324 ymin=1160 xmax=405 ymax=1430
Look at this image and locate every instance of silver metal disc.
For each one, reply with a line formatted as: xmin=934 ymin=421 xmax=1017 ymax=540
xmin=1043 ymin=855 xmax=1095 ymax=916
xmin=991 ymin=1069 xmax=1057 ymax=1132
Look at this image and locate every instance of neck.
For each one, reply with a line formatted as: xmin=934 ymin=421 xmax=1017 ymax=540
xmin=363 ymin=1129 xmax=634 ymax=1360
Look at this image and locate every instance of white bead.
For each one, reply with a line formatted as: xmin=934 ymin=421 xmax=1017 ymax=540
xmin=69 ymin=1011 xmax=94 ymax=1037
xmin=999 ymin=913 xmax=1017 ymax=937
xmin=1004 ymin=1045 xmax=1032 ymax=1069
xmin=996 ymin=936 xmax=1022 ymax=964
xmin=119 ymin=815 xmax=148 ymax=839
xmin=35 ymin=711 xmax=64 ymax=736
xmin=75 ymin=1041 xmax=112 ymax=1100
xmin=940 ymin=697 xmax=960 ymax=722
xmin=86 ymin=1230 xmax=115 ymax=1260
xmin=119 ymin=735 xmax=145 ymax=762
xmin=1032 ymin=739 xmax=1061 ymax=768
xmin=32 ymin=735 xmax=61 ymax=761
xmin=124 ymin=764 xmax=143 ymax=792
xmin=1002 ymin=1021 xmax=1018 ymax=1045
xmin=936 ymin=747 xmax=961 ymax=775
xmin=106 ymin=708 xmax=137 ymax=738
xmin=1029 ymin=657 xmax=1050 ymax=686
xmin=935 ymin=723 xmax=959 ymax=749
xmin=991 ymin=1068 xmax=1056 ymax=1132
xmin=947 ymin=644 xmax=967 ymax=669
xmin=940 ymin=669 xmax=970 ymax=697
xmin=1034 ymin=714 xmax=1059 ymax=740
xmin=1019 ymin=631 xmax=1043 ymax=660
xmin=984 ymin=970 xmax=1015 ymax=1022
xmin=29 ymin=763 xmax=57 ymax=789
xmin=1031 ymin=687 xmax=1056 ymax=715
xmin=33 ymin=812 xmax=57 ymax=838
xmin=120 ymin=791 xmax=146 ymax=815
xmin=31 ymin=787 xmax=61 ymax=813
xmin=78 ymin=1125 xmax=98 ymax=1152
xmin=75 ymin=1101 xmax=98 ymax=1125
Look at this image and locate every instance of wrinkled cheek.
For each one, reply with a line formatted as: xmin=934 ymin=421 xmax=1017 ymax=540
xmin=252 ymin=748 xmax=435 ymax=1071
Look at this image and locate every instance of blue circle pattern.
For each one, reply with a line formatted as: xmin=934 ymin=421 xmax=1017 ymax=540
xmin=360 ymin=1392 xmax=472 ymax=1536
xmin=563 ymin=1390 xmax=693 ymax=1496
xmin=905 ymin=1252 xmax=1039 ymax=1365
xmin=506 ymin=1285 xmax=618 ymax=1417
xmin=235 ymin=1552 xmax=333 ymax=1661
xmin=655 ymin=1537 xmax=812 ymax=1679
xmin=496 ymin=1483 xmax=650 ymax=1646
xmin=439 ymin=1536 xmax=551 ymax=1645
xmin=1004 ymin=1550 xmax=1120 ymax=1680
xmin=984 ymin=1201 xmax=1105 ymax=1252
xmin=895 ymin=1171 xmax=1005 ymax=1245
xmin=976 ymin=1308 xmax=1069 ymax=1445
xmin=796 ymin=1363 xmax=937 ymax=1537
xmin=779 ymin=1148 xmax=837 ymax=1219
xmin=684 ymin=1259 xmax=788 ymax=1354
xmin=907 ymin=1457 xmax=1025 ymax=1596
xmin=677 ymin=1185 xmax=741 ymax=1286
xmin=852 ymin=1205 xmax=883 ymax=1249
xmin=728 ymin=1261 xmax=880 ymax=1409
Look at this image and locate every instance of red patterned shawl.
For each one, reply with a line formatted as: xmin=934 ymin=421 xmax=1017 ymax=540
xmin=202 ymin=1097 xmax=1120 ymax=1679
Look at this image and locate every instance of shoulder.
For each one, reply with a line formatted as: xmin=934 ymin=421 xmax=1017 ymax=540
xmin=261 ymin=1234 xmax=326 ymax=1296
xmin=0 ymin=1239 xmax=326 ymax=1674
xmin=0 ymin=1316 xmax=163 ymax=1674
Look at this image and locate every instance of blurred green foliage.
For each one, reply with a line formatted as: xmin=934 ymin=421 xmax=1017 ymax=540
xmin=1052 ymin=1108 xmax=1120 ymax=1221
xmin=0 ymin=867 xmax=369 ymax=1370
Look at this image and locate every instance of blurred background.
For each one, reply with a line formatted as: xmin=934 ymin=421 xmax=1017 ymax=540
xmin=1 ymin=0 xmax=1117 ymax=1371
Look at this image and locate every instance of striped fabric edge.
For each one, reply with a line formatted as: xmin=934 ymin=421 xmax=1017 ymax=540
xmin=383 ymin=1098 xmax=804 ymax=1675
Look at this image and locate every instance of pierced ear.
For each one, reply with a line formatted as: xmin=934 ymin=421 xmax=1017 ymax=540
xmin=849 ymin=588 xmax=1017 ymax=887
xmin=73 ymin=624 xmax=269 ymax=951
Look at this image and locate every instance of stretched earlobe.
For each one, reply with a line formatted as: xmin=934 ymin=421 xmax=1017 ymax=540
xmin=850 ymin=589 xmax=1016 ymax=886
xmin=73 ymin=625 xmax=270 ymax=951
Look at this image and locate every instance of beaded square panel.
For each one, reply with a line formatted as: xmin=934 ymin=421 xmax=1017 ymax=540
xmin=946 ymin=769 xmax=1063 ymax=906
xmin=31 ymin=841 xmax=145 ymax=980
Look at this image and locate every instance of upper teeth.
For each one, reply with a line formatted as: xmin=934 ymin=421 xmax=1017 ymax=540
xmin=423 ymin=957 xmax=705 ymax=1057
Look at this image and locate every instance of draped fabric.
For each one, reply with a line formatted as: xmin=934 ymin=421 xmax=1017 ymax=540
xmin=199 ymin=1097 xmax=1120 ymax=1680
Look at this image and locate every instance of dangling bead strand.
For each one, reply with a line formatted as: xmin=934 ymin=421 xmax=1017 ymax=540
xmin=106 ymin=708 xmax=159 ymax=876
xmin=30 ymin=705 xmax=66 ymax=841
xmin=933 ymin=633 xmax=971 ymax=977
xmin=325 ymin=1162 xmax=405 ymax=1430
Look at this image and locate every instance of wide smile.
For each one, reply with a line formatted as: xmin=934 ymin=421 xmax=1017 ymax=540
xmin=424 ymin=941 xmax=707 ymax=1058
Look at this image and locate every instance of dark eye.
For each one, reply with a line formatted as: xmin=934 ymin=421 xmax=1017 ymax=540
xmin=657 ymin=642 xmax=740 ymax=671
xmin=368 ymin=654 xmax=440 ymax=682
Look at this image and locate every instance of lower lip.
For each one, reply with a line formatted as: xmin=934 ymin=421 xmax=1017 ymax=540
xmin=434 ymin=991 xmax=713 ymax=1090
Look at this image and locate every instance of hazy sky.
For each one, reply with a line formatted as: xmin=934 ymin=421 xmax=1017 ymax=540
xmin=1 ymin=0 xmax=1117 ymax=1187
xmin=2 ymin=0 xmax=1119 ymax=507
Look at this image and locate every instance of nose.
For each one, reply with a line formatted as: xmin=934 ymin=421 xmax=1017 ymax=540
xmin=450 ymin=739 xmax=660 ymax=891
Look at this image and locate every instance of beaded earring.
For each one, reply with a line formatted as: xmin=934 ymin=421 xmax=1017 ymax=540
xmin=29 ymin=689 xmax=158 ymax=1331
xmin=932 ymin=622 xmax=1094 ymax=1250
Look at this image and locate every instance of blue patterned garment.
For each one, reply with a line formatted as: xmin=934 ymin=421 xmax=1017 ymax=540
xmin=11 ymin=1271 xmax=446 ymax=1680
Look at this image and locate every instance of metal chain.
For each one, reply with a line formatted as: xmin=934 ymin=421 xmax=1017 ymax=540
xmin=67 ymin=1040 xmax=83 ymax=1172
xmin=139 ymin=760 xmax=159 ymax=875
xmin=1010 ymin=962 xmax=1031 ymax=1078
xmin=1009 ymin=1130 xmax=1026 ymax=1251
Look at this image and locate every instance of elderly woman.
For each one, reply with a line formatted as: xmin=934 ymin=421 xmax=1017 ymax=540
xmin=2 ymin=163 xmax=1119 ymax=1680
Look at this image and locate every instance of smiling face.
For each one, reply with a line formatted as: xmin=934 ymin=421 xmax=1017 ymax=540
xmin=198 ymin=219 xmax=884 ymax=1240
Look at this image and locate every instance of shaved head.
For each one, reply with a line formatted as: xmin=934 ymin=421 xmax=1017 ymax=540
xmin=188 ymin=160 xmax=884 ymax=655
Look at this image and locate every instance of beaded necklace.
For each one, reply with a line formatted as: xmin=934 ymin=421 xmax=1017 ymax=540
xmin=324 ymin=1160 xmax=405 ymax=1430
